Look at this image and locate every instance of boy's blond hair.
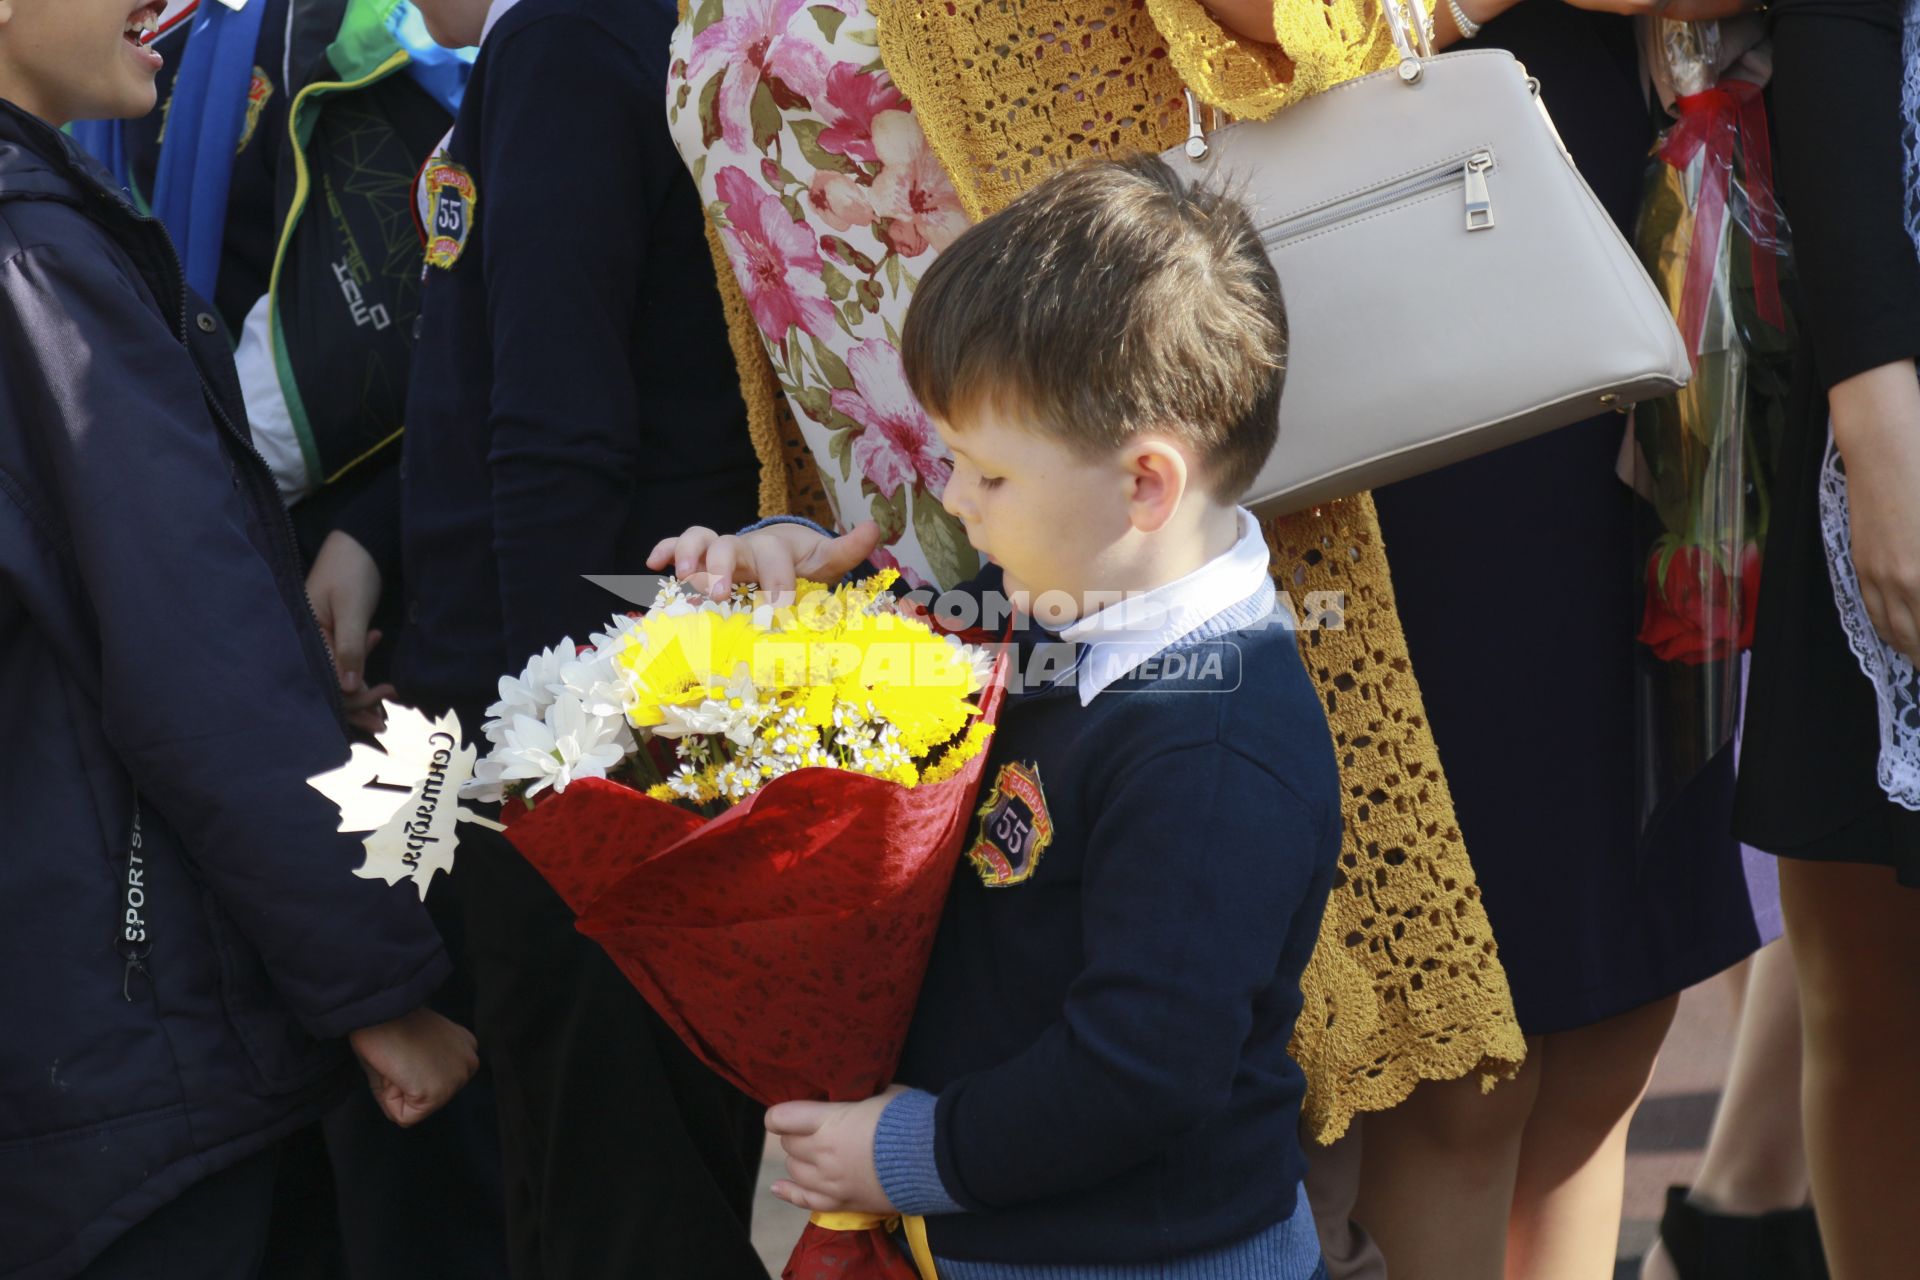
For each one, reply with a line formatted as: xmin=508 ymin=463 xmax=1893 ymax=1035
xmin=901 ymin=154 xmax=1286 ymax=500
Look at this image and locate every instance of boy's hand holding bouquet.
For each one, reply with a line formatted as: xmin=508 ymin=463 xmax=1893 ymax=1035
xmin=462 ymin=518 xmax=1006 ymax=1280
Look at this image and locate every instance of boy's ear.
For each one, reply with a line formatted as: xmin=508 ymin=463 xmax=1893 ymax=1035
xmin=1122 ymin=438 xmax=1189 ymax=535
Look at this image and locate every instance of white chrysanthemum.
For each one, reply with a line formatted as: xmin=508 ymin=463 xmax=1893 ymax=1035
xmin=945 ymin=634 xmax=998 ymax=692
xmin=483 ymin=639 xmax=576 ymax=742
xmin=587 ymin=611 xmax=647 ymax=654
xmin=461 ymin=756 xmax=511 ymax=804
xmin=496 ymin=695 xmax=629 ymax=798
xmin=651 ymin=666 xmax=764 ymax=748
xmin=558 ymin=646 xmax=635 ymax=721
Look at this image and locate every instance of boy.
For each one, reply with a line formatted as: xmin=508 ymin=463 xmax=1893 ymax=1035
xmin=389 ymin=0 xmax=767 ymax=1276
xmin=0 ymin=3 xmax=477 ymax=1278
xmin=653 ymin=155 xmax=1341 ymax=1278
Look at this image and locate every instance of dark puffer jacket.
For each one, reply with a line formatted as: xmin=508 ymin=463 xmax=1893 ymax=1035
xmin=0 ymin=100 xmax=449 ymax=1280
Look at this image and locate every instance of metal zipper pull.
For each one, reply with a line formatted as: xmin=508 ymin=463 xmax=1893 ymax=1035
xmin=1183 ymin=89 xmax=1208 ymax=161
xmin=1464 ymin=152 xmax=1495 ymax=231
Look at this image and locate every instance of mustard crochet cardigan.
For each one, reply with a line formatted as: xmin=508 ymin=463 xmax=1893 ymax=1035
xmin=693 ymin=0 xmax=1525 ymax=1141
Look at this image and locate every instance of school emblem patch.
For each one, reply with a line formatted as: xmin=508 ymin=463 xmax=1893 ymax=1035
xmin=423 ymin=160 xmax=477 ymax=270
xmin=966 ymin=761 xmax=1053 ymax=888
xmin=236 ymin=67 xmax=273 ymax=155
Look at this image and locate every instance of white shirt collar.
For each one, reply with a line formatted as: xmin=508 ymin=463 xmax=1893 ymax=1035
xmin=480 ymin=0 xmax=525 ymax=43
xmin=1059 ymin=508 xmax=1272 ymax=705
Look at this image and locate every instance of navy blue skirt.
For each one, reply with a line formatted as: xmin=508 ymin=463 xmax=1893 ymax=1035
xmin=1370 ymin=4 xmax=1761 ymax=1035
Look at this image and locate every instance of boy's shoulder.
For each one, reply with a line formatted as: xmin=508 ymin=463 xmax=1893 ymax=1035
xmin=1071 ymin=604 xmax=1338 ymax=815
xmin=0 ymin=109 xmax=117 ymax=263
xmin=485 ymin=0 xmax=668 ymax=62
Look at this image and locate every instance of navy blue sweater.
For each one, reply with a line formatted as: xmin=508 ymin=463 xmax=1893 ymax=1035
xmin=889 ymin=571 xmax=1342 ymax=1265
xmin=396 ymin=0 xmax=758 ymax=724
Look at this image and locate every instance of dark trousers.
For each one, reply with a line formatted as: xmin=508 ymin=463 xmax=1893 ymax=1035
xmin=463 ymin=827 xmax=769 ymax=1280
xmin=258 ymin=871 xmax=510 ymax=1280
xmin=80 ymin=1147 xmax=278 ymax=1280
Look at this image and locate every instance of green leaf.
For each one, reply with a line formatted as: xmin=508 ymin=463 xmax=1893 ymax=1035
xmin=705 ymin=200 xmax=729 ymax=227
xmin=691 ymin=0 xmax=726 ymax=36
xmin=809 ymin=336 xmax=855 ymax=391
xmin=809 ymin=4 xmax=848 ymax=43
xmin=857 ymin=278 xmax=884 ymax=313
xmin=750 ymin=79 xmax=783 ymax=153
xmin=829 ymin=429 xmax=855 ymax=478
xmin=911 ymin=488 xmax=979 ymax=590
xmin=842 ymin=298 xmax=865 ymax=327
xmin=780 ymin=192 xmax=807 ymax=224
xmin=883 ymin=252 xmax=903 ymax=293
xmin=697 ymin=72 xmax=725 ymax=151
xmin=690 ymin=153 xmax=707 ymax=190
xmin=792 ymin=385 xmax=834 ymax=422
xmin=882 ymin=314 xmax=902 ymax=348
xmin=870 ymin=487 xmax=908 ymax=541
xmin=845 ymin=23 xmax=879 ymax=46
xmin=790 ymin=117 xmax=854 ymax=175
xmin=821 ymin=261 xmax=853 ymax=302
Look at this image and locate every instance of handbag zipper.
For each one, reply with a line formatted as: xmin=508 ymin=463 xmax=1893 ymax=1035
xmin=1261 ymin=150 xmax=1496 ymax=245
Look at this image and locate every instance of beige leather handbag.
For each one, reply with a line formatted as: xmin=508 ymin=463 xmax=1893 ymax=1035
xmin=1164 ymin=2 xmax=1689 ymax=516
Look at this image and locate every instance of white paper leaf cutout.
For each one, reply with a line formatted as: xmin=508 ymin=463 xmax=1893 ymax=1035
xmin=308 ymin=703 xmax=503 ymax=901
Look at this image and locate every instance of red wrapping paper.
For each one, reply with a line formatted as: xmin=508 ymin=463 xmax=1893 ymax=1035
xmin=500 ymin=656 xmax=1008 ymax=1279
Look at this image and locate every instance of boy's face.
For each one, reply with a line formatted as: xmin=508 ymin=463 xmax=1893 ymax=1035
xmin=935 ymin=403 xmax=1137 ymax=625
xmin=408 ymin=0 xmax=493 ymax=49
xmin=0 ymin=0 xmax=166 ymax=126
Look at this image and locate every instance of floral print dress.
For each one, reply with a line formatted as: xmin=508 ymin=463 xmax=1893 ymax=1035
xmin=668 ymin=0 xmax=975 ymax=589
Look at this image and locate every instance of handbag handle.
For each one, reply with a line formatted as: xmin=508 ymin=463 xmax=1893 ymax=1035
xmin=1380 ymin=0 xmax=1436 ymax=82
xmin=1183 ymin=0 xmax=1434 ymax=158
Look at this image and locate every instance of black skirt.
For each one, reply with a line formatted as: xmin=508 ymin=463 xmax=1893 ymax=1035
xmin=1372 ymin=3 xmax=1761 ymax=1035
xmin=1733 ymin=354 xmax=1920 ymax=884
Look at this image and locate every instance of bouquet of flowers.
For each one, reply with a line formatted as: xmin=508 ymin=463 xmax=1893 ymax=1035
xmin=466 ymin=572 xmax=1005 ymax=1280
xmin=1628 ymin=17 xmax=1796 ymax=833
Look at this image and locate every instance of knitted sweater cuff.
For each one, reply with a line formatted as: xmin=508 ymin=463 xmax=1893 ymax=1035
xmin=874 ymin=1089 xmax=967 ymax=1216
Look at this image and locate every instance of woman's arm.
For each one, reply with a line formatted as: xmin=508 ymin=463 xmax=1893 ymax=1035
xmin=1770 ymin=0 xmax=1920 ymax=661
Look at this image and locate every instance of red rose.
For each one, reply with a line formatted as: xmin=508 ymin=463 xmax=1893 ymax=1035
xmin=1638 ymin=542 xmax=1762 ymax=665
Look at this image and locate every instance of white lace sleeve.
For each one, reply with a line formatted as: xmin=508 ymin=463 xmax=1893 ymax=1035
xmin=1905 ymin=0 xmax=1919 ymax=248
xmin=1820 ymin=436 xmax=1920 ymax=810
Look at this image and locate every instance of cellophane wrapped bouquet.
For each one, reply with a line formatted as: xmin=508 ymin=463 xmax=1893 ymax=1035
xmin=465 ymin=571 xmax=1005 ymax=1280
xmin=1629 ymin=17 xmax=1797 ymax=833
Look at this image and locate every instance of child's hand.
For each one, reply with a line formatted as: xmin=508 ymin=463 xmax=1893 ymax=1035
xmin=307 ymin=530 xmax=398 ymax=732
xmin=646 ymin=521 xmax=883 ymax=602
xmin=348 ymin=1007 xmax=479 ymax=1128
xmin=765 ymin=1085 xmax=905 ymax=1216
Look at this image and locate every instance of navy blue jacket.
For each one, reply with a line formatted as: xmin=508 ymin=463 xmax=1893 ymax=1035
xmin=893 ymin=573 xmax=1342 ymax=1264
xmin=0 ymin=102 xmax=449 ymax=1279
xmin=396 ymin=0 xmax=759 ymax=724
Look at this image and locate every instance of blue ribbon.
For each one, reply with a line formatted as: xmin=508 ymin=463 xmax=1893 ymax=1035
xmin=152 ymin=0 xmax=271 ymax=299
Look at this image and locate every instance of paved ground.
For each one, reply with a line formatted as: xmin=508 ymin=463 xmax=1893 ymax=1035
xmin=748 ymin=970 xmax=1743 ymax=1278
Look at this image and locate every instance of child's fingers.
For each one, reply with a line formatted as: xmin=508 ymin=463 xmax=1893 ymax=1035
xmin=757 ymin=539 xmax=800 ymax=605
xmin=769 ymin=1180 xmax=838 ymax=1213
xmin=798 ymin=521 xmax=885 ymax=583
xmin=766 ymin=1100 xmax=830 ymax=1136
xmin=672 ymin=527 xmax=718 ymax=579
xmin=646 ymin=536 xmax=678 ymax=570
xmin=708 ymin=536 xmax=742 ymax=595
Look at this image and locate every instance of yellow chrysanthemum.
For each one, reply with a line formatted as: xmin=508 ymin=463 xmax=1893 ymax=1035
xmin=618 ymin=610 xmax=764 ymax=728
xmin=920 ymin=723 xmax=996 ymax=785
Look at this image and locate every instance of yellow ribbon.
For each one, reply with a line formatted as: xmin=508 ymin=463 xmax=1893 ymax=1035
xmin=808 ymin=1211 xmax=937 ymax=1280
